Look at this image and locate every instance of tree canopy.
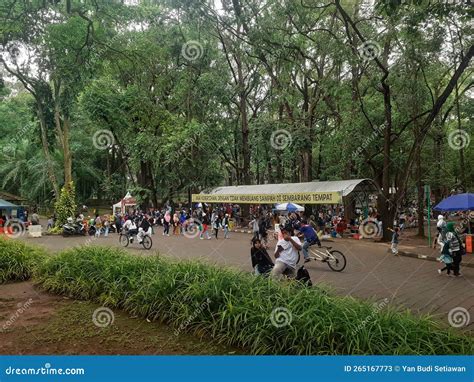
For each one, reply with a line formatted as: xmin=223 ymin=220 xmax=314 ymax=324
xmin=0 ymin=0 xmax=472 ymax=238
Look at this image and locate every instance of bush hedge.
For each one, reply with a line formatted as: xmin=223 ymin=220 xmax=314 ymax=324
xmin=34 ymin=245 xmax=473 ymax=355
xmin=0 ymin=237 xmax=46 ymax=283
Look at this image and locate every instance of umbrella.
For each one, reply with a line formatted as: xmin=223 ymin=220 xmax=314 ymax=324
xmin=433 ymin=193 xmax=474 ymax=211
xmin=274 ymin=202 xmax=305 ymax=212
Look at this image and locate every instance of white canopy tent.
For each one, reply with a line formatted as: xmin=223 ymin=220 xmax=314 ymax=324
xmin=112 ymin=192 xmax=137 ymax=214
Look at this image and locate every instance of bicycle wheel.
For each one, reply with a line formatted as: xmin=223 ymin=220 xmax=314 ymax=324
xmin=327 ymin=250 xmax=346 ymax=272
xmin=119 ymin=234 xmax=129 ymax=247
xmin=142 ymin=236 xmax=152 ymax=250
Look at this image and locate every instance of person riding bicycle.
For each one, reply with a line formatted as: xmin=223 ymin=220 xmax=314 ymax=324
xmin=122 ymin=217 xmax=138 ymax=242
xmin=271 ymin=225 xmax=302 ymax=280
xmin=295 ymin=219 xmax=321 ymax=263
xmin=137 ymin=216 xmax=152 ymax=244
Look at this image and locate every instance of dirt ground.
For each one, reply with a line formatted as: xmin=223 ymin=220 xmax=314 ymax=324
xmin=0 ymin=282 xmax=241 ymax=355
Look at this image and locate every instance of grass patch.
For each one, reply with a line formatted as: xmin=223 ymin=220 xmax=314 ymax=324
xmin=35 ymin=245 xmax=473 ymax=355
xmin=0 ymin=237 xmax=46 ymax=283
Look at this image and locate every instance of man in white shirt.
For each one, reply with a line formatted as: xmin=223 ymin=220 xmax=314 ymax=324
xmin=123 ymin=218 xmax=135 ymax=230
xmin=271 ymin=226 xmax=302 ymax=280
xmin=122 ymin=217 xmax=138 ymax=242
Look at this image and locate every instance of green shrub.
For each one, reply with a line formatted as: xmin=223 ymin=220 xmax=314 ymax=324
xmin=47 ymin=226 xmax=63 ymax=235
xmin=36 ymin=245 xmax=473 ymax=355
xmin=54 ymin=181 xmax=77 ymax=228
xmin=0 ymin=237 xmax=47 ymax=283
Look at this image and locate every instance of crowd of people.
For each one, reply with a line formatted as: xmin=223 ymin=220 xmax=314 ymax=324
xmin=65 ymin=204 xmax=238 ymax=243
xmin=2 ymin=200 xmax=470 ymax=282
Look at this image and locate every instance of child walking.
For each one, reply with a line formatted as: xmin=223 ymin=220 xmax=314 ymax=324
xmin=438 ymin=247 xmax=453 ymax=276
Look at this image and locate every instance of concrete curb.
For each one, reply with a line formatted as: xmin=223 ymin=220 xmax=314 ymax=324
xmin=397 ymin=250 xmax=474 ymax=268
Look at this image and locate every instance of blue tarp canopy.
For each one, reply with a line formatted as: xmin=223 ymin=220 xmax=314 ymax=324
xmin=433 ymin=193 xmax=474 ymax=211
xmin=274 ymin=202 xmax=305 ymax=212
xmin=0 ymin=199 xmax=18 ymax=209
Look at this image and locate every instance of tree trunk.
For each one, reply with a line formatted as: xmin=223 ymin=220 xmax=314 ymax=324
xmin=379 ymin=79 xmax=393 ymax=241
xmin=238 ymin=74 xmax=250 ymax=185
xmin=455 ymin=81 xmax=466 ymax=188
xmin=188 ymin=187 xmax=192 ymax=211
xmin=62 ymin=116 xmax=73 ymax=185
xmin=301 ymin=79 xmax=312 ymax=182
xmin=416 ymin=143 xmax=425 ymax=237
xmin=36 ymin=104 xmax=59 ymax=197
xmin=432 ymin=128 xmax=442 ymax=202
xmin=52 ymin=81 xmax=72 ymax=186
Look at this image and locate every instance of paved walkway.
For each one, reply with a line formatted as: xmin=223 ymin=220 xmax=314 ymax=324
xmin=234 ymin=226 xmax=474 ymax=266
xmin=19 ymin=231 xmax=473 ymax=332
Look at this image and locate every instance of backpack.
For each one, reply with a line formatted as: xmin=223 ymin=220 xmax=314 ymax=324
xmin=454 ymin=233 xmax=466 ymax=256
xmin=296 ymin=266 xmax=313 ymax=287
xmin=441 ymin=241 xmax=450 ymax=256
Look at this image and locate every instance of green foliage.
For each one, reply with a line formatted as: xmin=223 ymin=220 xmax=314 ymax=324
xmin=0 ymin=237 xmax=46 ymax=283
xmin=54 ymin=181 xmax=77 ymax=227
xmin=0 ymin=0 xmax=472 ymax=207
xmin=47 ymin=226 xmax=63 ymax=235
xmin=35 ymin=245 xmax=473 ymax=355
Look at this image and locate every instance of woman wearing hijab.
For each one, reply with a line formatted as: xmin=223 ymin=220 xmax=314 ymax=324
xmin=173 ymin=213 xmax=180 ymax=235
xmin=433 ymin=214 xmax=447 ymax=251
xmin=251 ymin=238 xmax=274 ymax=276
xmin=163 ymin=211 xmax=171 ymax=236
xmin=445 ymin=222 xmax=463 ymax=277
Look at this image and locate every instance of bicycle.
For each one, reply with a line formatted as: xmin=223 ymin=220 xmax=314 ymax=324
xmin=304 ymin=244 xmax=347 ymax=272
xmin=119 ymin=230 xmax=153 ymax=250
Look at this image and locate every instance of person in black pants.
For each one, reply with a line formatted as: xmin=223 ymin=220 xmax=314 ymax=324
xmin=250 ymin=238 xmax=274 ymax=276
xmin=446 ymin=222 xmax=463 ymax=277
xmin=451 ymin=250 xmax=462 ymax=277
xmin=213 ymin=215 xmax=222 ymax=239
